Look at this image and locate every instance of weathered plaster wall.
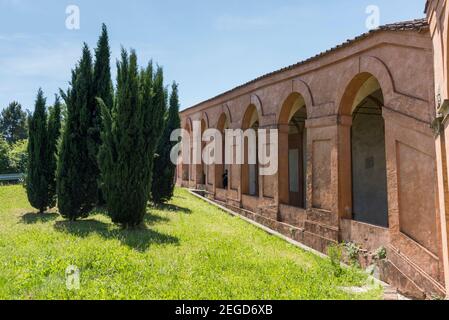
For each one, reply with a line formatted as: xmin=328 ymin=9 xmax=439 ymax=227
xmin=427 ymin=0 xmax=449 ymax=296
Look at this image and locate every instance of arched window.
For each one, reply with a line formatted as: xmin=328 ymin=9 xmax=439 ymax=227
xmin=242 ymin=105 xmax=260 ymax=197
xmin=216 ymin=113 xmax=230 ymax=189
xmin=182 ymin=121 xmax=192 ymax=182
xmin=278 ymin=93 xmax=308 ymax=208
xmin=344 ymin=74 xmax=388 ymax=227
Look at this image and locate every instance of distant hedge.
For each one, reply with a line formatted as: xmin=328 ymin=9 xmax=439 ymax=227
xmin=0 ymin=137 xmax=27 ymax=174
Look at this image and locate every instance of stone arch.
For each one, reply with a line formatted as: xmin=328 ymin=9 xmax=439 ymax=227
xmin=184 ymin=117 xmax=193 ymax=131
xmin=242 ymin=104 xmax=260 ymax=196
xmin=336 ymin=56 xmax=395 ymax=115
xmin=222 ymin=103 xmax=233 ymax=124
xmin=242 ymin=104 xmax=260 ymax=130
xmin=197 ymin=117 xmax=208 ymax=186
xmin=182 ymin=118 xmax=193 ymax=182
xmin=201 ymin=111 xmax=210 ymax=129
xmin=278 ymin=92 xmax=307 ymax=125
xmin=250 ymin=94 xmax=264 ymax=117
xmin=215 ymin=112 xmax=231 ymax=190
xmin=292 ymin=79 xmax=314 ymax=112
xmin=278 ymin=92 xmax=308 ymax=208
xmin=339 ymin=72 xmax=389 ymax=227
xmin=217 ymin=112 xmax=230 ymax=131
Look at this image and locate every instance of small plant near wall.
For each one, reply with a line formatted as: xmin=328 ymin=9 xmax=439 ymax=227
xmin=344 ymin=242 xmax=361 ymax=267
xmin=327 ymin=244 xmax=343 ymax=277
xmin=374 ymin=246 xmax=387 ymax=261
xmin=431 ymin=294 xmax=445 ymax=300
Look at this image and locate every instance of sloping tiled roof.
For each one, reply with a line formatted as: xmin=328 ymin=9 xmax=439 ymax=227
xmin=378 ymin=18 xmax=428 ymax=31
xmin=183 ymin=18 xmax=429 ymax=113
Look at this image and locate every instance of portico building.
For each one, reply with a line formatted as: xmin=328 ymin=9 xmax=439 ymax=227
xmin=178 ymin=1 xmax=449 ymax=299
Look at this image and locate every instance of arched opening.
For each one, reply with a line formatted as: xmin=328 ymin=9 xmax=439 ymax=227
xmin=197 ymin=119 xmax=207 ymax=186
xmin=344 ymin=73 xmax=388 ymax=227
xmin=216 ymin=113 xmax=230 ymax=189
xmin=242 ymin=105 xmax=259 ymax=197
xmin=183 ymin=121 xmax=192 ymax=182
xmin=279 ymin=93 xmax=307 ymax=208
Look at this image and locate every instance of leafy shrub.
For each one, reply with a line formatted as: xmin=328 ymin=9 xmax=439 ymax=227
xmin=374 ymin=246 xmax=387 ymax=261
xmin=0 ymin=137 xmax=28 ymax=174
xmin=0 ymin=137 xmax=10 ymax=174
xmin=8 ymin=139 xmax=28 ymax=173
xmin=344 ymin=242 xmax=361 ymax=266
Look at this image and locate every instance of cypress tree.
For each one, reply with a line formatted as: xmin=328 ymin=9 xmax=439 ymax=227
xmin=93 ymin=24 xmax=113 ymax=205
xmin=57 ymin=44 xmax=97 ymax=221
xmin=98 ymin=49 xmax=165 ymax=228
xmin=93 ymin=24 xmax=113 ymax=111
xmin=46 ymin=95 xmax=62 ymax=208
xmin=26 ymin=89 xmax=49 ymax=213
xmin=151 ymin=82 xmax=181 ymax=204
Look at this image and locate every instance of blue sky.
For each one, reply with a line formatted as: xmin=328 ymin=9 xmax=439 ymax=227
xmin=0 ymin=0 xmax=426 ymax=111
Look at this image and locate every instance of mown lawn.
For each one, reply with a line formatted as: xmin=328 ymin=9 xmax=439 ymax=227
xmin=0 ymin=185 xmax=383 ymax=300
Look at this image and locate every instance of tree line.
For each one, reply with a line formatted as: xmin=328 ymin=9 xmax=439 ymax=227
xmin=0 ymin=101 xmax=29 ymax=174
xmin=24 ymin=24 xmax=181 ymax=228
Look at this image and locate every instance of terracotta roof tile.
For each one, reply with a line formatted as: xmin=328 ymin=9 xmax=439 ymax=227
xmin=183 ymin=18 xmax=429 ymax=113
xmin=378 ymin=18 xmax=428 ymax=31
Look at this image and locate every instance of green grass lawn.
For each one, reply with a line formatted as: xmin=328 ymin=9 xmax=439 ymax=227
xmin=0 ymin=185 xmax=383 ymax=300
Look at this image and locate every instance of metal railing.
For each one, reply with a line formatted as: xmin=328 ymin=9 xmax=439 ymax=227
xmin=0 ymin=173 xmax=24 ymax=182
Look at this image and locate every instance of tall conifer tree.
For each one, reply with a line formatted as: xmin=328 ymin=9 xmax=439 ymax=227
xmin=57 ymin=44 xmax=97 ymax=221
xmin=46 ymin=95 xmax=62 ymax=208
xmin=151 ymin=82 xmax=181 ymax=204
xmin=26 ymin=89 xmax=49 ymax=213
xmin=98 ymin=50 xmax=165 ymax=228
xmin=93 ymin=24 xmax=113 ymax=111
xmin=93 ymin=24 xmax=113 ymax=205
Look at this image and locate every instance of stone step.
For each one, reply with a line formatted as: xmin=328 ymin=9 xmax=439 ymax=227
xmin=214 ymin=196 xmax=337 ymax=254
xmin=378 ymin=259 xmax=426 ymax=299
xmin=306 ymin=208 xmax=338 ymax=227
xmin=304 ymin=220 xmax=339 ymax=241
xmin=302 ymin=230 xmax=338 ymax=254
xmin=387 ymin=246 xmax=446 ymax=299
xmin=276 ymin=222 xmax=304 ymax=241
xmin=383 ymin=287 xmax=400 ymax=301
xmin=259 ymin=207 xmax=278 ymax=220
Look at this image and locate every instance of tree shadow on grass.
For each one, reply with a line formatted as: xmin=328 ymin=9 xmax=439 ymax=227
xmin=89 ymin=209 xmax=171 ymax=226
xmin=21 ymin=212 xmax=59 ymax=224
xmin=53 ymin=219 xmax=179 ymax=252
xmin=145 ymin=213 xmax=170 ymax=226
xmin=152 ymin=203 xmax=192 ymax=214
xmin=173 ymin=194 xmax=188 ymax=200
